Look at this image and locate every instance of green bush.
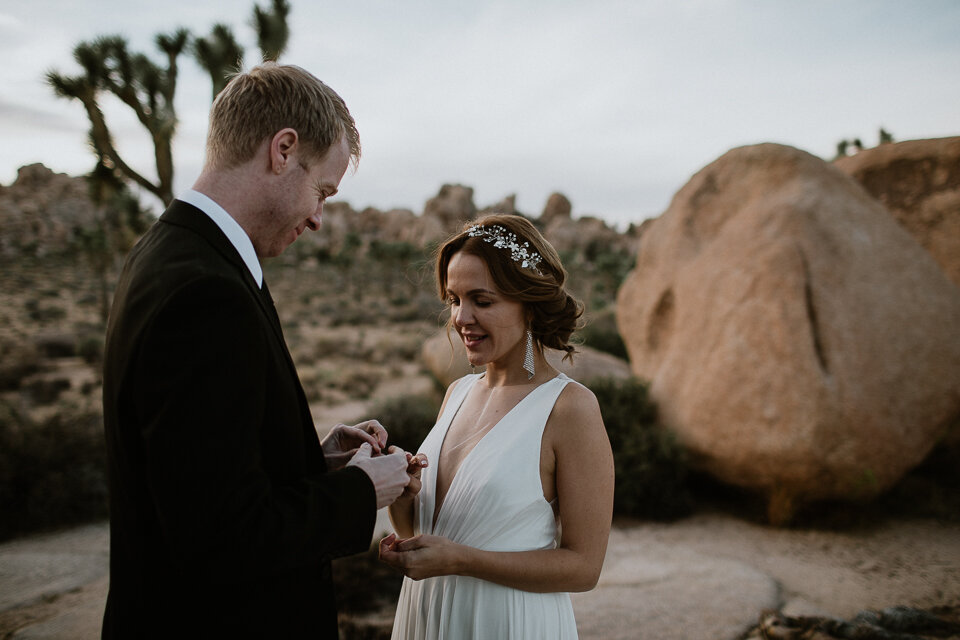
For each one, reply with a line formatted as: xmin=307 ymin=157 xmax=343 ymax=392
xmin=0 ymin=339 xmax=42 ymax=391
xmin=0 ymin=401 xmax=108 ymax=540
xmin=333 ymin=543 xmax=403 ymax=615
xmin=589 ymin=377 xmax=693 ymax=520
xmin=78 ymin=334 xmax=105 ymax=365
xmin=359 ymin=394 xmax=441 ymax=454
xmin=578 ymin=308 xmax=629 ymax=360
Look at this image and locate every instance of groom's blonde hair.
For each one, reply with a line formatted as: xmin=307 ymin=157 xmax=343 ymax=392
xmin=204 ymin=62 xmax=360 ymax=170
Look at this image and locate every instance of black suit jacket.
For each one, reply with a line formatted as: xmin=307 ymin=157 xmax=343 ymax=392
xmin=101 ymin=201 xmax=376 ymax=639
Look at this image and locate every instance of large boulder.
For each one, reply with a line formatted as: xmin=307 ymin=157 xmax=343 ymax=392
xmin=616 ymin=143 xmax=960 ymax=522
xmin=834 ymin=136 xmax=960 ymax=288
xmin=421 ymin=329 xmax=632 ymax=388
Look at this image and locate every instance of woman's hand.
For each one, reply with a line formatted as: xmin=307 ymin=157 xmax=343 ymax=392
xmin=397 ymin=451 xmax=428 ymax=501
xmin=379 ymin=533 xmax=463 ymax=581
xmin=321 ymin=419 xmax=388 ymax=470
xmin=387 ymin=451 xmax=428 ymax=538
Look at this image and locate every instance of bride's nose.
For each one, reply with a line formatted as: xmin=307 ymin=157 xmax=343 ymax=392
xmin=453 ymin=303 xmax=474 ymax=327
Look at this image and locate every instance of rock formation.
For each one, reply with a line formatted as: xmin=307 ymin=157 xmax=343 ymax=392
xmin=541 ymin=192 xmax=572 ymax=225
xmin=293 ymin=186 xmax=629 ymax=268
xmin=0 ymin=164 xmax=103 ymax=258
xmin=616 ymin=143 xmax=960 ymax=522
xmin=421 ymin=183 xmax=478 ymax=237
xmin=421 ymin=329 xmax=632 ymax=388
xmin=835 ymin=136 xmax=960 ymax=288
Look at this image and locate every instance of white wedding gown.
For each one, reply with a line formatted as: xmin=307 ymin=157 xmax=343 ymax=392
xmin=390 ymin=372 xmax=579 ymax=640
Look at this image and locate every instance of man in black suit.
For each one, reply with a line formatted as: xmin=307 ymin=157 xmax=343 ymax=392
xmin=101 ymin=63 xmax=411 ymax=638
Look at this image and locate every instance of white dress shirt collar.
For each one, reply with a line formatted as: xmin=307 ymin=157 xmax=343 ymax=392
xmin=177 ymin=189 xmax=263 ymax=287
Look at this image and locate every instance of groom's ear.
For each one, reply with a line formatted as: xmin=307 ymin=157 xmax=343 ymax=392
xmin=268 ymin=128 xmax=299 ymax=175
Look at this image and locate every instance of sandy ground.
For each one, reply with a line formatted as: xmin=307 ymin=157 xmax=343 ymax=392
xmin=572 ymin=512 xmax=960 ymax=639
xmin=1 ymin=511 xmax=957 ymax=640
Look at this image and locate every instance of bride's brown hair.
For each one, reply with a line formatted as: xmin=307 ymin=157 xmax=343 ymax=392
xmin=435 ymin=214 xmax=584 ymax=361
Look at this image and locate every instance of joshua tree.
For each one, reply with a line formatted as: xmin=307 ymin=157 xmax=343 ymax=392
xmin=46 ymin=1 xmax=292 ymax=207
xmin=193 ymin=24 xmax=245 ymax=99
xmin=253 ymin=0 xmax=292 ymax=62
xmin=835 ymin=139 xmax=850 ymax=159
xmin=47 ymin=31 xmax=189 ymax=206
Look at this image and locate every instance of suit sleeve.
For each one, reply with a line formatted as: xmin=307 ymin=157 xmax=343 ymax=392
xmin=132 ymin=274 xmax=376 ymax=581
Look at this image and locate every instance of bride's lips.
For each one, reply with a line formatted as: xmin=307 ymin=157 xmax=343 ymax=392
xmin=461 ymin=333 xmax=486 ymax=349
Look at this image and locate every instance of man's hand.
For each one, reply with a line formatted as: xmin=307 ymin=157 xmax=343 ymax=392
xmin=347 ymin=443 xmax=410 ymax=508
xmin=321 ymin=420 xmax=388 ymax=471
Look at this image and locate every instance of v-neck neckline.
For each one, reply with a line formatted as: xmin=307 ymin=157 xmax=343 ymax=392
xmin=429 ymin=373 xmax=561 ymax=531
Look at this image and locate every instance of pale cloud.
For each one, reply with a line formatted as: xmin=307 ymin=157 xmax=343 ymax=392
xmin=1 ymin=0 xmax=958 ymax=226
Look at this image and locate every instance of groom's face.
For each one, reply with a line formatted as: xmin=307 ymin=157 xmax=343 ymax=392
xmin=255 ymin=136 xmax=351 ymax=258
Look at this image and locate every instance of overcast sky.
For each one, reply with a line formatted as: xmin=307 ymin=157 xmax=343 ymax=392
xmin=1 ymin=0 xmax=957 ymax=228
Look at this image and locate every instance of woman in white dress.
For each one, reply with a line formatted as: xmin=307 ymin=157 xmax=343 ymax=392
xmin=380 ymin=214 xmax=615 ymax=639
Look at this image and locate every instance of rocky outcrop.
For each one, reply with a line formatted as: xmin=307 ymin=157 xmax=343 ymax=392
xmin=421 ymin=183 xmax=477 ymax=237
xmin=541 ymin=192 xmax=572 ymax=225
xmin=479 ymin=194 xmax=519 ymax=216
xmin=835 ymin=136 xmax=960 ymax=288
xmin=0 ymin=164 xmax=101 ymax=258
xmin=536 ymin=192 xmax=634 ymax=256
xmin=616 ymin=143 xmax=960 ymax=522
xmin=296 ymin=186 xmax=631 ymax=265
xmin=421 ymin=329 xmax=632 ymax=388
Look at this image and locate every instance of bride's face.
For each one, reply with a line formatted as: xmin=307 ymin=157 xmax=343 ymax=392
xmin=445 ymin=251 xmax=526 ymax=369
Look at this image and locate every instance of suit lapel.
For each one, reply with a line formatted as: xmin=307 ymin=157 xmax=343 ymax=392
xmin=158 ymin=203 xmax=288 ymax=353
xmin=158 ymin=201 xmax=321 ymax=453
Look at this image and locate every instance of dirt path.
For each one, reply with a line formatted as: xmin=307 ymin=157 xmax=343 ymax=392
xmin=2 ymin=512 xmax=957 ymax=639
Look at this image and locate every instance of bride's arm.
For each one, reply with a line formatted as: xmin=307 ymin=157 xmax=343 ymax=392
xmin=380 ymin=383 xmax=615 ymax=593
xmin=387 ymin=379 xmax=459 ymax=539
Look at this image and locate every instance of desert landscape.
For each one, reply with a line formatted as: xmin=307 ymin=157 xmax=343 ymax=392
xmin=1 ymin=136 xmax=959 ymax=639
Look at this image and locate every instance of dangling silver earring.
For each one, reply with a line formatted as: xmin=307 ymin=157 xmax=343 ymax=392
xmin=523 ymin=330 xmax=536 ymax=380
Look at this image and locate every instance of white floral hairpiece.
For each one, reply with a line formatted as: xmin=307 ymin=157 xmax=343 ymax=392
xmin=466 ymin=224 xmax=543 ymax=273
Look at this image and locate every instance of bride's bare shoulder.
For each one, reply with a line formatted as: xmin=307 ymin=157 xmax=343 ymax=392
xmin=548 ymin=380 xmax=605 ymax=438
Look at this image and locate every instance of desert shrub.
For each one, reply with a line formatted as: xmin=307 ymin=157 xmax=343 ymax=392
xmin=359 ymin=394 xmax=440 ymax=454
xmin=27 ymin=301 xmax=68 ymax=323
xmin=588 ymin=245 xmax=635 ymax=302
xmin=22 ymin=376 xmax=72 ymax=404
xmin=0 ymin=339 xmax=42 ymax=390
xmin=340 ymin=368 xmax=383 ymax=400
xmin=0 ymin=401 xmax=108 ymax=540
xmin=33 ymin=332 xmax=77 ymax=358
xmin=328 ymin=306 xmax=371 ymax=327
xmin=579 ymin=308 xmax=628 ymax=360
xmin=333 ymin=542 xmax=403 ymax=615
xmin=589 ymin=376 xmax=693 ymax=520
xmin=78 ymin=334 xmax=105 ymax=365
xmin=333 ymin=542 xmax=402 ymax=639
xmin=370 ymin=333 xmax=423 ymax=363
xmin=312 ymin=333 xmax=370 ymax=361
